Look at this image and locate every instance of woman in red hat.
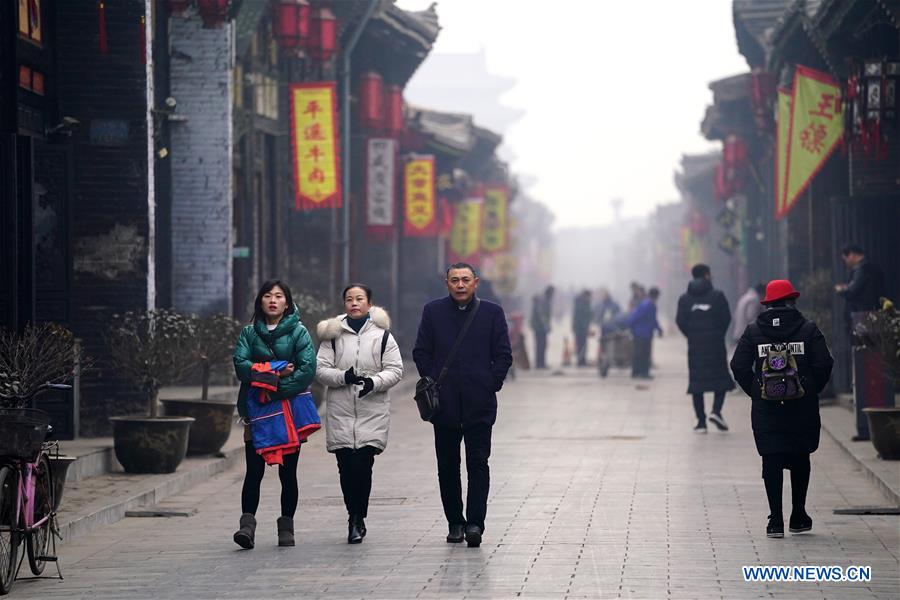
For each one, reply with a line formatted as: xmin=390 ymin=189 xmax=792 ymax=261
xmin=730 ymin=279 xmax=834 ymax=539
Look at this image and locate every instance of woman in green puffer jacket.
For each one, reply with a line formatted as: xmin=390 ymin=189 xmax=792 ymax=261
xmin=231 ymin=279 xmax=316 ymax=550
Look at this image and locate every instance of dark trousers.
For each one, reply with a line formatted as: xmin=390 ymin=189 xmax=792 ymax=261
xmin=632 ymin=336 xmax=652 ymax=376
xmin=761 ymin=452 xmax=811 ymax=519
xmin=335 ymin=446 xmax=378 ymax=519
xmin=692 ymin=391 xmax=726 ymax=423
xmin=574 ymin=330 xmax=588 ymax=366
xmin=434 ymin=424 xmax=492 ymax=530
xmin=534 ymin=331 xmax=548 ymax=368
xmin=241 ymin=442 xmax=299 ymax=517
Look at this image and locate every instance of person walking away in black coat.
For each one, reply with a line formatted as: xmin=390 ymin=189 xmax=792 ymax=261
xmin=730 ymin=279 xmax=833 ymax=539
xmin=413 ymin=262 xmax=513 ymax=548
xmin=530 ymin=286 xmax=554 ymax=369
xmin=572 ymin=289 xmax=593 ymax=367
xmin=676 ymin=264 xmax=735 ymax=433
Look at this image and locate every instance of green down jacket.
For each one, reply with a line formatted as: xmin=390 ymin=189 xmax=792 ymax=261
xmin=233 ymin=305 xmax=316 ymax=418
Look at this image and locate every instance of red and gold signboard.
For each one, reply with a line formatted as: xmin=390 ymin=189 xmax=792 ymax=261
xmin=448 ymin=197 xmax=483 ymax=265
xmin=289 ymin=82 xmax=341 ymax=210
xmin=403 ymin=156 xmax=437 ymax=236
xmin=481 ymin=186 xmax=508 ymax=253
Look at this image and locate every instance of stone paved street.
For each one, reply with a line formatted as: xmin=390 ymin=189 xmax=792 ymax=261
xmin=11 ymin=337 xmax=899 ymax=599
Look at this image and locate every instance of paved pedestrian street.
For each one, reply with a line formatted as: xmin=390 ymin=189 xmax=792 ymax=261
xmin=14 ymin=338 xmax=899 ymax=599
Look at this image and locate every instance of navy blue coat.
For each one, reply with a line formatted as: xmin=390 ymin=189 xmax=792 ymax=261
xmin=413 ymin=296 xmax=513 ymax=428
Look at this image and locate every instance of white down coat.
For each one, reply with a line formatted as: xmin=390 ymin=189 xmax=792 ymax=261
xmin=315 ymin=307 xmax=403 ymax=453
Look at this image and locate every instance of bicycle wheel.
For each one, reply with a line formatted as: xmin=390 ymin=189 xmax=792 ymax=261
xmin=26 ymin=456 xmax=52 ymax=576
xmin=0 ymin=466 xmax=20 ymax=595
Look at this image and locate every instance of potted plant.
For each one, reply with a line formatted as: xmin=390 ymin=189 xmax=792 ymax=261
xmin=160 ymin=313 xmax=243 ymax=455
xmin=105 ymin=310 xmax=197 ymax=473
xmin=0 ymin=322 xmax=86 ymax=507
xmin=854 ymin=297 xmax=900 ymax=460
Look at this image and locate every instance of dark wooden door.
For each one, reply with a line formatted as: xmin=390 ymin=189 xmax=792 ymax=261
xmin=32 ymin=140 xmax=76 ymax=439
xmin=830 ymin=195 xmax=900 ymax=394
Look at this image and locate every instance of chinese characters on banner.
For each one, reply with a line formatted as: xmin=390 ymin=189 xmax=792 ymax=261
xmin=779 ymin=66 xmax=844 ymax=219
xmin=775 ymin=89 xmax=792 ymax=218
xmin=481 ymin=186 xmax=508 ymax=253
xmin=403 ymin=156 xmax=438 ymax=237
xmin=366 ymin=138 xmax=397 ymax=240
xmin=448 ymin=197 xmax=483 ymax=265
xmin=289 ymin=83 xmax=341 ymax=210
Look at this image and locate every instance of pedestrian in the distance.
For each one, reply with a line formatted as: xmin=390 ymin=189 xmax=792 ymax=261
xmin=413 ymin=263 xmax=512 ymax=548
xmin=730 ymin=279 xmax=833 ymax=539
xmin=835 ymin=243 xmax=885 ymax=315
xmin=623 ymin=287 xmax=662 ymax=379
xmin=732 ymin=283 xmax=766 ymax=346
xmin=572 ymin=289 xmax=593 ymax=367
xmin=530 ymin=285 xmax=554 ymax=369
xmin=315 ymin=284 xmax=403 ymax=544
xmin=676 ymin=264 xmax=735 ymax=433
xmin=232 ymin=280 xmax=316 ymax=549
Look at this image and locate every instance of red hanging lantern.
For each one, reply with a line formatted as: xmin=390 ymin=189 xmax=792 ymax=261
xmin=384 ymin=84 xmax=404 ymax=136
xmin=167 ymin=0 xmax=191 ymax=14
xmin=723 ymin=135 xmax=747 ymax=169
xmin=688 ymin=208 xmax=709 ymax=236
xmin=273 ymin=0 xmax=311 ymax=49
xmin=309 ymin=6 xmax=337 ymax=61
xmin=197 ymin=0 xmax=230 ymax=28
xmin=359 ymin=72 xmax=383 ymax=130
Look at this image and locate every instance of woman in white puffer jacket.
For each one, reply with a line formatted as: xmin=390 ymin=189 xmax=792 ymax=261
xmin=315 ymin=283 xmax=403 ymax=544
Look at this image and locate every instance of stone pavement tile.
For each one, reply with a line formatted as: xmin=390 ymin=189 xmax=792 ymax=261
xmin=6 ymin=337 xmax=897 ymax=599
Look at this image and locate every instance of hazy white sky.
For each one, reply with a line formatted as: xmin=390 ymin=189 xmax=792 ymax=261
xmin=396 ymin=0 xmax=748 ymax=228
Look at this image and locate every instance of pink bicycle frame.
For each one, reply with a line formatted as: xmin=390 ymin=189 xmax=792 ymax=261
xmin=13 ymin=457 xmax=50 ymax=534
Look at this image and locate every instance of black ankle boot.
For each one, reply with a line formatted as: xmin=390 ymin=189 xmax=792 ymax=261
xmin=277 ymin=516 xmax=295 ymax=547
xmin=355 ymin=516 xmax=367 ymax=538
xmin=348 ymin=517 xmax=363 ymax=544
xmin=233 ymin=513 xmax=257 ymax=549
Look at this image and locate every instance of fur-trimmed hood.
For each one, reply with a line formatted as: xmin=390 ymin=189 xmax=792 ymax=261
xmin=316 ymin=306 xmax=391 ymax=341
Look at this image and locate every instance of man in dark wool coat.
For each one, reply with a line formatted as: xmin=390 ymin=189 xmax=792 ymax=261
xmin=413 ymin=262 xmax=512 ymax=548
xmin=676 ymin=264 xmax=736 ymax=433
xmin=730 ymin=279 xmax=833 ymax=539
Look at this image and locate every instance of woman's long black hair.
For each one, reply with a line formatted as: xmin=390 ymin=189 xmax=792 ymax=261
xmin=252 ymin=279 xmax=295 ymax=323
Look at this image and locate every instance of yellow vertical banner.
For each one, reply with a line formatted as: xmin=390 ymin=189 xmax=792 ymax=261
xmin=290 ymin=83 xmax=341 ymax=210
xmin=481 ymin=186 xmax=508 ymax=253
xmin=775 ymin=89 xmax=792 ymax=218
xmin=449 ymin=198 xmax=483 ymax=263
xmin=780 ymin=66 xmax=844 ymax=218
xmin=403 ymin=156 xmax=437 ymax=236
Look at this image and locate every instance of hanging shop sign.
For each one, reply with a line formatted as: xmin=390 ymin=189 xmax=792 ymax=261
xmin=365 ymin=138 xmax=397 ymax=239
xmin=780 ymin=66 xmax=844 ymax=219
xmin=775 ymin=89 xmax=791 ymax=218
xmin=448 ymin=196 xmax=483 ymax=264
xmin=481 ymin=186 xmax=508 ymax=253
xmin=403 ymin=156 xmax=437 ymax=236
xmin=289 ymin=82 xmax=341 ymax=210
xmin=680 ymin=226 xmax=705 ymax=272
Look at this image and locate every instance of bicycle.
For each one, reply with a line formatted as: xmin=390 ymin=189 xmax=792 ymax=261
xmin=0 ymin=382 xmax=70 ymax=595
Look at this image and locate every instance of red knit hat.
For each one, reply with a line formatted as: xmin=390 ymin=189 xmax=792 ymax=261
xmin=761 ymin=279 xmax=800 ymax=304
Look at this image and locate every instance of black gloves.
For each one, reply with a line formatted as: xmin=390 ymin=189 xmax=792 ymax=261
xmin=344 ymin=367 xmax=362 ymax=385
xmin=359 ymin=377 xmax=374 ymax=398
